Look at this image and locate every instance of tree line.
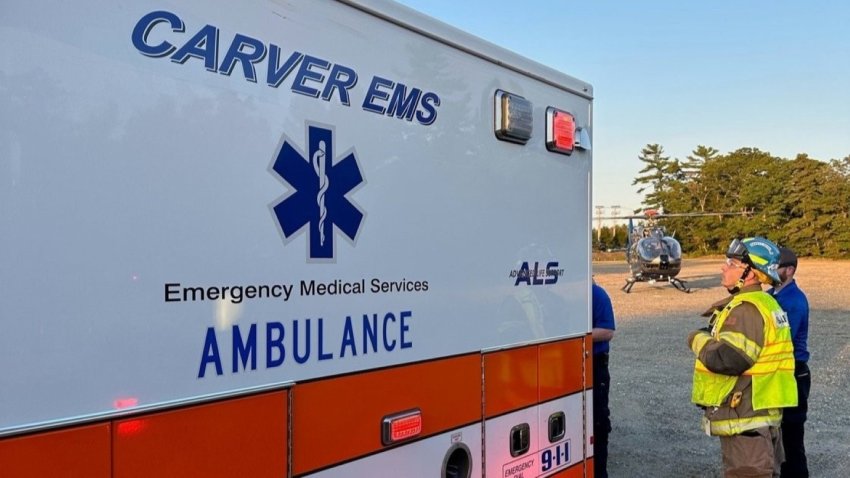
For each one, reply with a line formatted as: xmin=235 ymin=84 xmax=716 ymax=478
xmin=593 ymin=144 xmax=850 ymax=257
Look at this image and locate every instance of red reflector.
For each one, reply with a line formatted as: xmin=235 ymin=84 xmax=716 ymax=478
xmin=114 ymin=397 xmax=139 ymax=409
xmin=382 ymin=409 xmax=423 ymax=445
xmin=117 ymin=419 xmax=148 ymax=437
xmin=546 ymin=108 xmax=575 ymax=155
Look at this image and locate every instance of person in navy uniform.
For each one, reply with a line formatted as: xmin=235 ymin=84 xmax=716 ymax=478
xmin=592 ymin=281 xmax=616 ymax=478
xmin=769 ymin=247 xmax=811 ymax=477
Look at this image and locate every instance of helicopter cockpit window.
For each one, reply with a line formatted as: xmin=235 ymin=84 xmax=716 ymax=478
xmin=637 ymin=239 xmax=664 ymax=260
xmin=662 ymin=238 xmax=682 ymax=257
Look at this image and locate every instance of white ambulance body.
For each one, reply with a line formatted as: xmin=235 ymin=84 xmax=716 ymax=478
xmin=0 ymin=1 xmax=594 ymax=476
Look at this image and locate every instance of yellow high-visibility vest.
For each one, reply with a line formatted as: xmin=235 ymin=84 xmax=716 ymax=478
xmin=691 ymin=291 xmax=797 ymax=434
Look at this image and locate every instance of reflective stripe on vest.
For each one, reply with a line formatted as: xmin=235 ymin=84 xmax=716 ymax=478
xmin=702 ymin=409 xmax=782 ymax=436
xmin=691 ymin=291 xmax=797 ymax=411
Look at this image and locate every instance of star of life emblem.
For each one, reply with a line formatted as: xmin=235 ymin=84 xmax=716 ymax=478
xmin=271 ymin=124 xmax=365 ymax=260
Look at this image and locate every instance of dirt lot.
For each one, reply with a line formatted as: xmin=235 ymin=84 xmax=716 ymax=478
xmin=592 ymin=257 xmax=850 ymax=477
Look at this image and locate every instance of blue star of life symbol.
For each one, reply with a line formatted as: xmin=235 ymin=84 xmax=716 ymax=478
xmin=271 ymin=124 xmax=365 ymax=260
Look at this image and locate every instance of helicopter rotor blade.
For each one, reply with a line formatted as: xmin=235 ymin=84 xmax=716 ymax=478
xmin=598 ymin=211 xmax=750 ymax=220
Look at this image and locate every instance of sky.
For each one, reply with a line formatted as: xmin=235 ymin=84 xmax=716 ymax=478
xmin=394 ymin=0 xmax=850 ymax=214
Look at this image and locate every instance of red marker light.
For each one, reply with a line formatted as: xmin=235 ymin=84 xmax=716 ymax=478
xmin=546 ymin=108 xmax=575 ymax=155
xmin=382 ymin=409 xmax=423 ymax=445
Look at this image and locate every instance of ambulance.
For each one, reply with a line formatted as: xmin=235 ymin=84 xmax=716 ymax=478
xmin=0 ymin=1 xmax=595 ymax=476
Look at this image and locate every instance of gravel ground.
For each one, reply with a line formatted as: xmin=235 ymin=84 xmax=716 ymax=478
xmin=592 ymin=257 xmax=850 ymax=478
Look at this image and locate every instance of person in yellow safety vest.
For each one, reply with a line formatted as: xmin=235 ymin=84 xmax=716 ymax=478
xmin=688 ymin=237 xmax=797 ymax=478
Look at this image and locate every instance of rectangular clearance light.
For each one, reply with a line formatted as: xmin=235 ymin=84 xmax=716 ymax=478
xmin=382 ymin=409 xmax=423 ymax=445
xmin=546 ymin=107 xmax=575 ymax=155
xmin=495 ymin=90 xmax=533 ymax=144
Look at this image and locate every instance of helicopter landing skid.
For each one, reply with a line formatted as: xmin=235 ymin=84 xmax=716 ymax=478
xmin=669 ymin=277 xmax=691 ymax=293
xmin=621 ymin=277 xmax=691 ymax=293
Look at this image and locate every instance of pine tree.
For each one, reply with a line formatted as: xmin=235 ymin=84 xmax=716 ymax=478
xmin=632 ymin=144 xmax=681 ymax=211
xmin=783 ymin=155 xmax=850 ymax=255
xmin=627 ymin=145 xmax=850 ymax=258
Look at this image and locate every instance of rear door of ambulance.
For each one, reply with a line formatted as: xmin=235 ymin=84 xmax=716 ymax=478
xmin=0 ymin=0 xmax=593 ymax=477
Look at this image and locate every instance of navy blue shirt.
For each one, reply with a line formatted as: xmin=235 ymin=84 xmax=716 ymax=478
xmin=769 ymin=279 xmax=810 ymax=362
xmin=592 ymin=284 xmax=616 ymax=355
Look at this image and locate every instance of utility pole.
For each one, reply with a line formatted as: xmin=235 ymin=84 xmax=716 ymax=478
xmin=595 ymin=205 xmax=605 ymax=241
xmin=609 ymin=205 xmax=621 ymax=242
xmin=610 ymin=205 xmax=620 ymax=218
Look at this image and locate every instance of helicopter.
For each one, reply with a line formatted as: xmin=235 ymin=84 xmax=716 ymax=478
xmin=599 ymin=209 xmax=740 ymax=293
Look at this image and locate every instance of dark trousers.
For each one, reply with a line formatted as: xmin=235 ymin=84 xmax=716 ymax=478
xmin=593 ymin=353 xmax=611 ymax=478
xmin=781 ymin=361 xmax=810 ymax=477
